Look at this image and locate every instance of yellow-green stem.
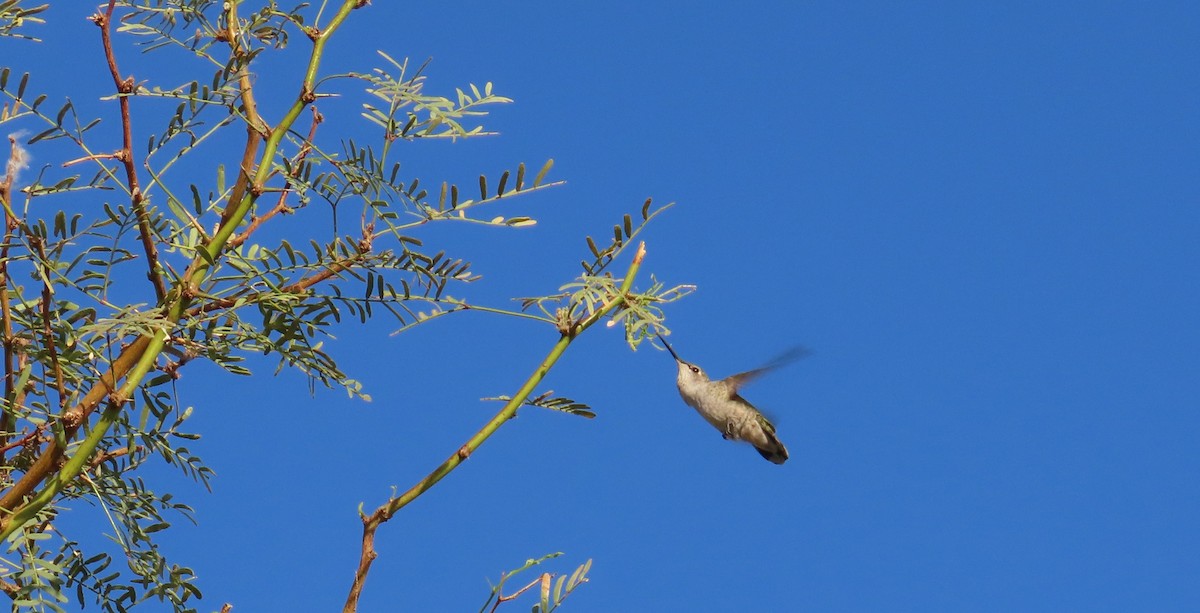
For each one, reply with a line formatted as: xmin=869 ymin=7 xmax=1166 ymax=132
xmin=199 ymin=0 xmax=359 ymax=272
xmin=0 ymin=329 xmax=168 ymax=538
xmin=384 ymin=242 xmax=645 ymax=517
xmin=344 ymin=243 xmax=646 ymax=613
xmin=0 ymin=0 xmax=364 ymax=539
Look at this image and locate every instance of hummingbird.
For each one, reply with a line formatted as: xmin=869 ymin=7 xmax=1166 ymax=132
xmin=657 ymin=334 xmax=803 ymax=465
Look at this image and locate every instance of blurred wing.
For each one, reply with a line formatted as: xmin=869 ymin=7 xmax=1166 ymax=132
xmin=724 ymin=367 xmax=775 ymax=393
xmin=724 ymin=346 xmax=810 ymax=393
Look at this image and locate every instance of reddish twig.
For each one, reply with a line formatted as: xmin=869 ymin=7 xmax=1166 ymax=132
xmin=0 ymin=135 xmax=23 ymax=455
xmin=216 ymin=0 xmax=268 ymax=231
xmin=87 ymin=446 xmax=133 ymax=470
xmin=0 ymin=335 xmax=152 ymax=524
xmin=490 ymin=573 xmax=551 ymax=613
xmin=90 ymin=1 xmax=168 ymax=303
xmin=0 ymin=424 xmax=47 ymax=454
xmin=228 ymin=105 xmax=323 ymax=250
xmin=185 ymin=223 xmax=373 ymax=322
xmin=31 ymin=237 xmax=68 ymax=411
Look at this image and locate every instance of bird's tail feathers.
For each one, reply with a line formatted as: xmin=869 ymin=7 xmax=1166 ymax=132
xmin=754 ymin=429 xmax=788 ymax=465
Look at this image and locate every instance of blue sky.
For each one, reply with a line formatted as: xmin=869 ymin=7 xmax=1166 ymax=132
xmin=6 ymin=2 xmax=1199 ymax=611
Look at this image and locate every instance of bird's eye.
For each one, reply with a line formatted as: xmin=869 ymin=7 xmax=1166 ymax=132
xmin=690 ymin=366 xmax=700 ymax=374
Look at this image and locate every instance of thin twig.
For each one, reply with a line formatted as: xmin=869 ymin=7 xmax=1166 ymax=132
xmin=342 ymin=242 xmax=647 ymax=613
xmin=0 ymin=0 xmax=363 ymax=539
xmin=0 ymin=335 xmax=152 ymax=529
xmin=490 ymin=574 xmax=549 ymax=613
xmin=216 ymin=0 xmax=267 ymax=231
xmin=87 ymin=446 xmax=132 ymax=470
xmin=32 ymin=237 xmax=68 ymax=411
xmin=183 ymin=236 xmax=372 ymax=320
xmin=228 ymin=105 xmax=322 ymax=250
xmin=0 ymin=423 xmax=47 ymax=453
xmin=0 ymin=136 xmax=22 ymax=456
xmin=62 ymin=152 xmax=121 ymax=167
xmin=91 ymin=0 xmax=168 ymax=303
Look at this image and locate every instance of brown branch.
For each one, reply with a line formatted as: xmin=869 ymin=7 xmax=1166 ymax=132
xmin=0 ymin=335 xmax=152 ymax=523
xmin=1 ymin=193 xmax=366 ymax=520
xmin=0 ymin=135 xmax=23 ymax=455
xmin=4 ymin=351 xmax=30 ymax=451
xmin=0 ymin=423 xmax=46 ymax=454
xmin=226 ymin=198 xmax=290 ymax=250
xmin=31 ymin=237 xmax=68 ymax=411
xmin=1 ymin=0 xmax=268 ymax=512
xmin=1 ymin=0 xmax=359 ymax=535
xmin=216 ymin=0 xmax=268 ymax=231
xmin=228 ymin=105 xmax=322 ymax=250
xmin=184 ymin=236 xmax=371 ymax=321
xmin=87 ymin=446 xmax=132 ymax=470
xmin=90 ymin=1 xmax=168 ymax=303
xmin=343 ymin=514 xmax=378 ymax=610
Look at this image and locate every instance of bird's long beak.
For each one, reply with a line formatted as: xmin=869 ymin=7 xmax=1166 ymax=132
xmin=656 ymin=333 xmax=683 ymax=362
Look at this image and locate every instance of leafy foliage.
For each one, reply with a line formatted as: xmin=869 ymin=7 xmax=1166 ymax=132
xmin=478 ymin=553 xmax=591 ymax=613
xmin=0 ymin=2 xmax=688 ymax=611
xmin=0 ymin=2 xmax=46 ymax=42
xmin=518 ymin=200 xmax=696 ymax=345
xmin=482 ymin=391 xmax=596 ymax=419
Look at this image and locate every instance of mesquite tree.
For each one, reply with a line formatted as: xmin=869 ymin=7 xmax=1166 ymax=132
xmin=0 ymin=2 xmax=689 ymax=611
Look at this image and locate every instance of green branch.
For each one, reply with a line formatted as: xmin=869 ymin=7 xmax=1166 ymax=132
xmin=0 ymin=0 xmax=365 ymax=540
xmin=392 ymin=243 xmax=644 ymax=513
xmin=343 ymin=241 xmax=648 ymax=613
xmin=199 ymin=0 xmax=359 ymax=272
